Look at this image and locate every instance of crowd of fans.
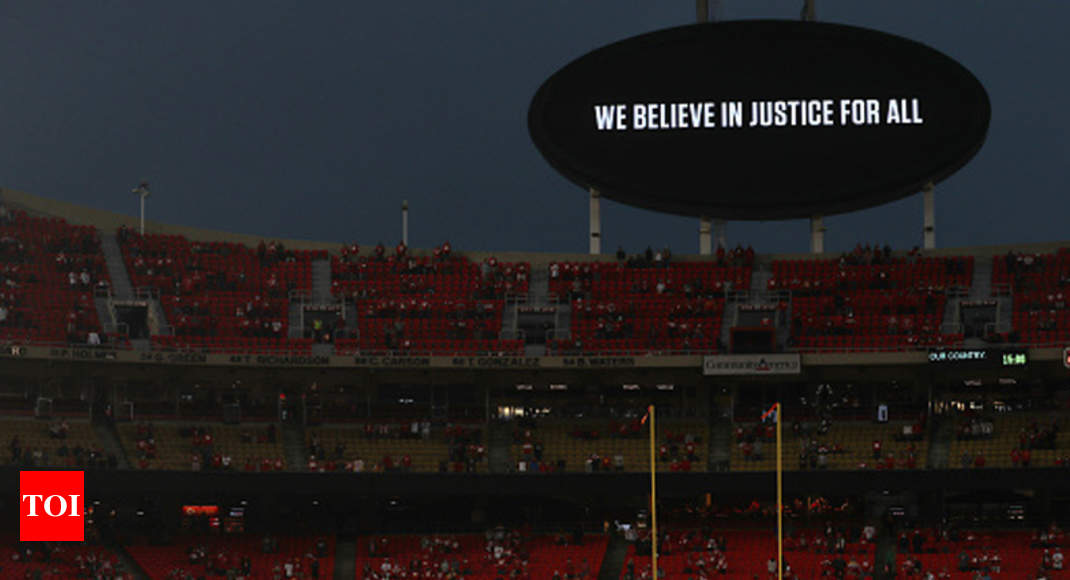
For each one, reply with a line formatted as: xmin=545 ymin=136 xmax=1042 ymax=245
xmin=446 ymin=424 xmax=486 ymax=473
xmin=1002 ymin=251 xmax=1056 ymax=292
xmin=736 ymin=414 xmax=924 ymax=471
xmin=361 ymin=534 xmax=474 ymax=579
xmin=149 ymin=424 xmax=286 ymax=472
xmin=162 ymin=536 xmax=329 ymax=580
xmin=895 ymin=522 xmax=1067 ymax=579
xmin=169 ymin=295 xmax=288 ymax=339
xmin=335 ymin=241 xmax=528 ymax=298
xmin=954 ymin=413 xmax=1061 ymax=468
xmin=122 ymin=230 xmax=303 ymax=298
xmin=624 ymin=520 xmax=876 ymax=580
xmin=0 ymin=205 xmax=109 ymax=345
xmin=359 ymin=527 xmax=594 ymax=580
xmin=7 ymin=430 xmax=116 ymax=470
xmin=511 ymin=420 xmax=701 ymax=473
xmin=303 ymin=422 xmax=485 ymax=473
xmin=2 ymin=542 xmax=129 ymax=579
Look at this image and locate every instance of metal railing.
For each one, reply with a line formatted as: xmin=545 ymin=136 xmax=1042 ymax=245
xmin=724 ymin=289 xmax=791 ymax=304
xmin=946 ymin=286 xmax=971 ymax=299
xmin=983 ymin=321 xmax=1013 ymax=336
xmin=504 ymin=292 xmax=528 ymax=305
xmin=499 ymin=328 xmax=527 ymax=342
xmin=991 ymin=283 xmax=1013 ymax=297
xmin=134 ymin=286 xmax=159 ymax=300
xmin=940 ymin=322 xmax=965 ymax=335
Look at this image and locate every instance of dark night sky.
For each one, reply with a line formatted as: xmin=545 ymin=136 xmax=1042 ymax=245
xmin=0 ymin=1 xmax=1065 ymax=255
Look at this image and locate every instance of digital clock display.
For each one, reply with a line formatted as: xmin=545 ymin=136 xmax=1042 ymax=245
xmin=1001 ymin=352 xmax=1027 ymax=367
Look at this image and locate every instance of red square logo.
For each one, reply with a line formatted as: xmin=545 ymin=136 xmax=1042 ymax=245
xmin=19 ymin=471 xmax=84 ymax=542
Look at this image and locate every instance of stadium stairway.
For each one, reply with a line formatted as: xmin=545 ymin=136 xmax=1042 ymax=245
xmin=514 ymin=263 xmax=568 ymax=356
xmin=875 ymin=529 xmax=897 ymax=576
xmin=598 ymin=533 xmax=628 ymax=580
xmin=968 ymin=255 xmax=994 ymax=301
xmin=708 ymin=399 xmax=734 ymax=472
xmin=311 ymin=257 xmax=333 ymax=304
xmin=282 ymin=420 xmax=307 ymax=471
xmin=288 ymin=301 xmax=304 ymax=339
xmin=501 ymin=299 xmax=519 ymax=338
xmin=99 ymin=231 xmax=136 ymax=300
xmin=333 ymin=534 xmax=356 ymax=580
xmin=98 ymin=528 xmax=150 ymax=579
xmin=926 ymin=414 xmax=954 ymax=469
xmin=145 ymin=297 xmax=171 ymax=338
xmin=488 ymin=419 xmax=514 ymax=473
xmin=750 ymin=260 xmax=774 ymax=294
xmin=94 ymin=295 xmax=118 ymax=335
xmin=93 ymin=417 xmax=132 ymax=470
xmin=344 ymin=299 xmax=360 ymax=337
xmin=719 ymin=305 xmax=736 ymax=349
xmin=941 ymin=295 xmax=965 ymax=344
xmin=529 ymin=265 xmax=551 ymax=304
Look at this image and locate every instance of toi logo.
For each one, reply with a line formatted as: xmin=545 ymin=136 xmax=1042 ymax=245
xmin=19 ymin=471 xmax=84 ymax=541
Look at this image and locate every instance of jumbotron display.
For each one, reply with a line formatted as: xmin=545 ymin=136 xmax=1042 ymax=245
xmin=528 ymin=20 xmax=991 ymax=219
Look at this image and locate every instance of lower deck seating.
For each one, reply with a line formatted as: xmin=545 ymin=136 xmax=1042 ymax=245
xmin=894 ymin=529 xmax=1068 ymax=579
xmin=116 ymin=421 xmax=286 ymax=471
xmin=355 ymin=532 xmax=606 ymax=579
xmin=127 ymin=535 xmax=333 ymax=579
xmin=0 ymin=539 xmax=131 ymax=579
xmin=623 ymin=528 xmax=875 ymax=579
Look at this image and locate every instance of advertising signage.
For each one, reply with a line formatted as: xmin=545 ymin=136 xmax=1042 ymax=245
xmin=703 ymin=354 xmax=801 ymax=376
xmin=528 ymin=20 xmax=990 ymax=220
xmin=927 ymin=349 xmax=1027 ymax=368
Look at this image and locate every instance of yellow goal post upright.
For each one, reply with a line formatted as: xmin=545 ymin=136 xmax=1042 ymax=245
xmin=761 ymin=402 xmax=784 ymax=580
xmin=647 ymin=404 xmax=658 ymax=579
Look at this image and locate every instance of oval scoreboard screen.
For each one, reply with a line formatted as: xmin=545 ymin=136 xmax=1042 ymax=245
xmin=528 ymin=20 xmax=991 ymax=220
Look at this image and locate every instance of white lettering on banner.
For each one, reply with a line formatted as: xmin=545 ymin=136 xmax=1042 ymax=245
xmin=22 ymin=494 xmax=80 ymax=517
xmin=594 ymin=98 xmax=923 ymax=131
xmin=21 ymin=495 xmax=43 ymax=517
xmin=594 ymin=105 xmax=615 ymax=130
xmin=928 ymin=350 xmax=987 ymax=363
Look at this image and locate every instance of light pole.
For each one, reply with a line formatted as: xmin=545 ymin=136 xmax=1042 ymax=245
xmin=132 ymin=181 xmax=151 ymax=235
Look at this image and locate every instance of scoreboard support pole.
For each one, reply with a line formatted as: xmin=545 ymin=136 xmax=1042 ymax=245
xmin=810 ymin=215 xmax=825 ymax=254
xmin=923 ymin=182 xmax=936 ymax=249
xmin=803 ymin=1 xmax=820 ymax=260
xmin=589 ymin=188 xmax=602 ymax=255
xmin=695 ymin=2 xmax=715 ymax=258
